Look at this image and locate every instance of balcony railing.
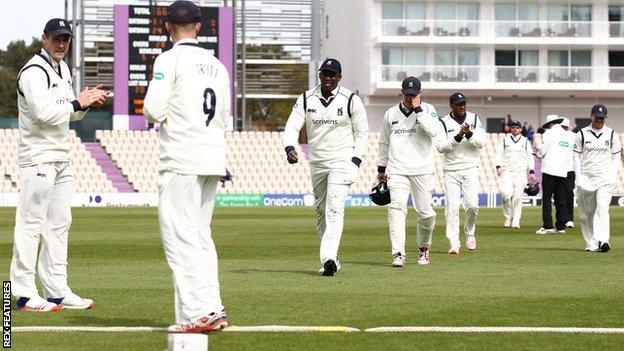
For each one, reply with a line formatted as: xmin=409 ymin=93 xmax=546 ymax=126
xmin=381 ymin=19 xmax=592 ymax=37
xmin=381 ymin=65 xmax=610 ymax=84
xmin=381 ymin=19 xmax=479 ymax=37
xmin=609 ymin=22 xmax=624 ymax=37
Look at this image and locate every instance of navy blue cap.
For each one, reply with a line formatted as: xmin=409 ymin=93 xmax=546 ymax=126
xmin=449 ymin=92 xmax=467 ymax=105
xmin=44 ymin=18 xmax=73 ymax=38
xmin=510 ymin=120 xmax=521 ymax=128
xmin=166 ymin=1 xmax=201 ymax=23
xmin=319 ymin=58 xmax=342 ymax=74
xmin=401 ymin=77 xmax=421 ymax=95
xmin=591 ymin=104 xmax=607 ymax=117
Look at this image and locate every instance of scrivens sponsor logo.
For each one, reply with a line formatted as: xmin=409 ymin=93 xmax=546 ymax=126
xmin=312 ymin=119 xmax=338 ymax=125
xmin=393 ymin=128 xmax=417 ymax=135
xmin=56 ymin=97 xmax=71 ymax=105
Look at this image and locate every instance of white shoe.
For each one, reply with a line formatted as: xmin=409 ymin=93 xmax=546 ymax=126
xmin=417 ymin=248 xmax=430 ymax=265
xmin=557 ymin=229 xmax=566 ymax=235
xmin=392 ymin=253 xmax=406 ymax=268
xmin=448 ymin=245 xmax=460 ymax=255
xmin=17 ymin=296 xmax=61 ymax=312
xmin=535 ymin=227 xmax=555 ymax=235
xmin=511 ymin=224 xmax=520 ymax=229
xmin=168 ymin=310 xmax=228 ymax=333
xmin=466 ymin=237 xmax=477 ymax=251
xmin=51 ymin=293 xmax=94 ymax=310
xmin=585 ymin=245 xmax=598 ymax=252
xmin=504 ymin=219 xmax=511 ymax=227
xmin=565 ymin=221 xmax=574 ymax=228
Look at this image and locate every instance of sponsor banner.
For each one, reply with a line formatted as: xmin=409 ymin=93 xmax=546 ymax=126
xmin=216 ymin=194 xmax=264 ymax=206
xmin=264 ymin=194 xmax=315 ymax=207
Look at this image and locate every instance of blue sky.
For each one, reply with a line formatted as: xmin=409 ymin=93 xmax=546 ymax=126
xmin=0 ymin=0 xmax=66 ymax=49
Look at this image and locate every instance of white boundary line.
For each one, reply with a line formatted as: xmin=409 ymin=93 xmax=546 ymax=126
xmin=365 ymin=327 xmax=624 ymax=334
xmin=12 ymin=326 xmax=624 ymax=334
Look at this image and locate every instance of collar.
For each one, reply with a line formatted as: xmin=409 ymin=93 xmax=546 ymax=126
xmin=174 ymin=38 xmax=199 ymax=47
xmin=509 ymin=134 xmax=521 ymax=143
xmin=399 ymin=103 xmax=414 ymax=117
xmin=313 ymin=85 xmax=339 ymax=100
xmin=450 ymin=112 xmax=466 ymax=125
xmin=40 ymin=49 xmax=60 ymax=70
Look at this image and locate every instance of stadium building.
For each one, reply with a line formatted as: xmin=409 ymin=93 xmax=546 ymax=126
xmin=321 ymin=0 xmax=624 ymax=133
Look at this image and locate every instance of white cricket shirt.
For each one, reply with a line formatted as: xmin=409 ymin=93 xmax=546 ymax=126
xmin=436 ymin=111 xmax=485 ymax=171
xmin=573 ymin=125 xmax=622 ymax=189
xmin=536 ymin=124 xmax=573 ymax=178
xmin=495 ymin=134 xmax=535 ymax=173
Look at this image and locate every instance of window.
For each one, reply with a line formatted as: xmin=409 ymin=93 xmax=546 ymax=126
xmin=609 ymin=6 xmax=624 ymax=37
xmin=381 ymin=46 xmax=428 ymax=81
xmin=433 ymin=48 xmax=479 ymax=82
xmin=495 ymin=50 xmax=538 ymax=82
xmin=546 ymin=4 xmax=592 ymax=36
xmin=547 ymin=50 xmax=592 ymax=82
xmin=495 ymin=3 xmax=539 ymax=36
xmin=434 ymin=2 xmax=479 ymax=36
xmin=608 ymin=51 xmax=624 ymax=83
xmin=382 ymin=2 xmax=428 ymax=36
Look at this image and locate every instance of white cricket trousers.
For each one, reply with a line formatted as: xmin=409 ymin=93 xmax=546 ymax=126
xmin=577 ymin=185 xmax=612 ymax=248
xmin=310 ymin=162 xmax=356 ymax=264
xmin=443 ymin=167 xmax=479 ymax=247
xmin=158 ymin=172 xmax=223 ymax=324
xmin=10 ymin=162 xmax=74 ymax=299
xmin=500 ymin=170 xmax=526 ymax=226
xmin=387 ymin=174 xmax=436 ymax=256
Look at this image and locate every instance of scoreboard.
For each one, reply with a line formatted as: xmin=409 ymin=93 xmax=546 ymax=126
xmin=113 ymin=5 xmax=233 ymax=129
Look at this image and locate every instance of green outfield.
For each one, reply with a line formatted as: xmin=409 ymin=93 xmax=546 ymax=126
xmin=1 ymin=206 xmax=623 ymax=350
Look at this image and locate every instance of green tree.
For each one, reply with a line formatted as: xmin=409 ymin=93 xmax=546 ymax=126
xmin=0 ymin=37 xmax=42 ymax=118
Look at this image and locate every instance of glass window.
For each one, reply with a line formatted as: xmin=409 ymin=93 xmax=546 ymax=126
xmin=405 ymin=3 xmax=426 ymax=20
xmin=435 ymin=3 xmax=455 ymax=20
xmin=548 ymin=50 xmax=568 ymax=66
xmin=434 ymin=49 xmax=455 ymax=65
xmin=571 ymin=5 xmax=591 ymax=21
xmin=609 ymin=51 xmax=624 ymax=66
xmin=548 ymin=5 xmax=569 ymax=21
xmin=609 ymin=6 xmax=623 ymax=22
xmin=495 ymin=50 xmax=515 ymax=66
xmin=519 ymin=50 xmax=538 ymax=66
xmin=458 ymin=49 xmax=479 ymax=65
xmin=495 ymin=3 xmax=515 ymax=20
xmin=571 ymin=51 xmax=591 ymax=66
xmin=382 ymin=2 xmax=403 ymax=20
xmin=458 ymin=3 xmax=479 ymax=20
xmin=404 ymin=47 xmax=427 ymax=65
xmin=382 ymin=47 xmax=403 ymax=65
xmin=519 ymin=4 xmax=539 ymax=21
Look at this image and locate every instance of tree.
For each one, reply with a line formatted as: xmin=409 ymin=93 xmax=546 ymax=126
xmin=0 ymin=37 xmax=42 ymax=118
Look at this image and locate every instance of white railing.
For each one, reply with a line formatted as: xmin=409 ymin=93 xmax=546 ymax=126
xmin=381 ymin=19 xmax=479 ymax=37
xmin=380 ymin=65 xmax=624 ymax=84
xmin=381 ymin=19 xmax=593 ymax=37
xmin=609 ymin=22 xmax=624 ymax=37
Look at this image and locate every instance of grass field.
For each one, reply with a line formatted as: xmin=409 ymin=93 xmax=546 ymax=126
xmin=1 ymin=206 xmax=623 ymax=350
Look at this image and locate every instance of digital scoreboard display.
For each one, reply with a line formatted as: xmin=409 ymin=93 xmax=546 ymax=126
xmin=113 ymin=5 xmax=233 ymax=128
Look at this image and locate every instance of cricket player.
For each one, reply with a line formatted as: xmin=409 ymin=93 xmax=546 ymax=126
xmin=143 ymin=0 xmax=230 ymax=333
xmin=377 ymin=77 xmax=439 ymax=267
xmin=573 ymin=105 xmax=622 ymax=252
xmin=437 ymin=92 xmax=485 ymax=254
xmin=495 ymin=120 xmax=535 ymax=228
xmin=10 ymin=18 xmax=107 ymax=312
xmin=535 ymin=114 xmax=571 ymax=234
xmin=283 ymin=58 xmax=369 ymax=276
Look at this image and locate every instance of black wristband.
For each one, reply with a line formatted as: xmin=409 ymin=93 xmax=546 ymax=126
xmin=529 ymin=170 xmax=535 ymax=174
xmin=413 ymin=106 xmax=423 ymax=114
xmin=351 ymin=157 xmax=362 ymax=167
xmin=454 ymin=135 xmax=462 ymax=143
xmin=284 ymin=146 xmax=295 ymax=155
xmin=71 ymin=100 xmax=82 ymax=112
xmin=377 ymin=166 xmax=386 ymax=173
xmin=496 ymin=166 xmax=501 ymax=169
xmin=465 ymin=131 xmax=473 ymax=139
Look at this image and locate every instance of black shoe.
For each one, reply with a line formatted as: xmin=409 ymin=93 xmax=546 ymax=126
xmin=599 ymin=242 xmax=611 ymax=253
xmin=321 ymin=260 xmax=337 ymax=276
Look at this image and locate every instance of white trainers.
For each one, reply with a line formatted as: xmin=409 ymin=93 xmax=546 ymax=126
xmin=557 ymin=229 xmax=566 ymax=235
xmin=535 ymin=227 xmax=555 ymax=235
xmin=585 ymin=245 xmax=599 ymax=252
xmin=392 ymin=253 xmax=406 ymax=268
xmin=565 ymin=221 xmax=574 ymax=228
xmin=167 ymin=310 xmax=228 ymax=333
xmin=504 ymin=218 xmax=511 ymax=227
xmin=16 ymin=296 xmax=61 ymax=312
xmin=417 ymin=248 xmax=430 ymax=265
xmin=51 ymin=293 xmax=94 ymax=310
xmin=511 ymin=224 xmax=520 ymax=229
xmin=448 ymin=245 xmax=460 ymax=255
xmin=466 ymin=237 xmax=477 ymax=251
